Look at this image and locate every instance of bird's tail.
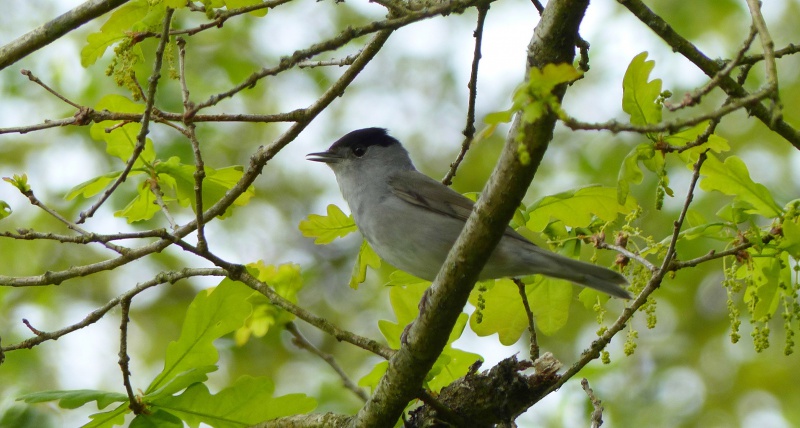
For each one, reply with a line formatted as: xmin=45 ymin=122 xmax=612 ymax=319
xmin=534 ymin=250 xmax=632 ymax=299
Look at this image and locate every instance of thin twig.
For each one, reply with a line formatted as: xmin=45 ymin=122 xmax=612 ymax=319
xmin=137 ymin=0 xmax=293 ymax=39
xmin=662 ymin=151 xmax=708 ymax=271
xmin=190 ymin=0 xmax=494 ymax=114
xmin=286 ymin=322 xmax=369 ymax=402
xmin=665 ymin=26 xmax=758 ymax=112
xmin=177 ymin=37 xmax=208 ymax=252
xmin=0 ymin=228 xmax=171 ymax=244
xmin=670 ymin=243 xmax=751 ymax=270
xmin=672 ymin=118 xmax=719 ymax=153
xmin=739 ymin=42 xmax=800 ymax=65
xmin=532 ymin=151 xmax=711 ymax=405
xmin=77 ymin=8 xmax=175 ymax=224
xmin=513 ymin=278 xmax=538 ymax=360
xmin=118 ymin=297 xmax=144 ymax=414
xmin=745 ymin=0 xmax=778 ymax=92
xmin=442 ymin=4 xmax=489 ymax=186
xmin=0 ymin=110 xmax=305 ymax=135
xmin=581 ymin=378 xmax=604 ymax=428
xmin=18 ymin=188 xmax=129 ymax=255
xmin=1 ymin=268 xmax=225 ymax=352
xmin=595 ymin=242 xmax=656 ymax=272
xmin=20 ymin=69 xmax=81 ymax=108
xmin=171 ymin=239 xmax=396 ymax=359
xmin=298 ymin=53 xmax=360 ymax=69
xmin=618 ymin=0 xmax=800 ymax=149
xmin=562 ymin=87 xmax=772 ymax=134
xmin=22 ymin=319 xmax=44 ymax=335
xmin=149 ymin=179 xmax=179 ymax=231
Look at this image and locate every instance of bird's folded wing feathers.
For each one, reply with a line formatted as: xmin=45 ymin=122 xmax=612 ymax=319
xmin=388 ymin=171 xmax=529 ymax=243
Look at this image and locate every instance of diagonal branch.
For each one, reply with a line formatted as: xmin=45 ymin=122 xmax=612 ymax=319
xmin=286 ymin=322 xmax=369 ymax=402
xmin=532 ymin=151 xmax=710 ymax=406
xmin=77 ymin=8 xmax=175 ymax=224
xmin=0 ymin=0 xmax=131 ymax=71
xmin=618 ymin=0 xmax=800 ymax=150
xmin=1 ymin=268 xmax=225 ymax=353
xmin=354 ymin=0 xmax=588 ymax=425
xmin=442 ymin=3 xmax=489 ymax=186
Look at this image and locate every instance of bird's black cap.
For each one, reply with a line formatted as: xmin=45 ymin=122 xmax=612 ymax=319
xmin=328 ymin=128 xmax=399 ymax=151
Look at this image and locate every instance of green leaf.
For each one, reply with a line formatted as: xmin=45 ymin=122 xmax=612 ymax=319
xmin=155 ymin=157 xmax=254 ymax=218
xmin=81 ymin=0 xmax=150 ymax=66
xmin=779 ymin=216 xmax=800 ymax=258
xmin=358 ymin=361 xmax=388 ymax=393
xmin=739 ymin=254 xmax=785 ymax=320
xmin=469 ymin=277 xmax=572 ymax=344
xmin=147 ymin=279 xmax=254 ymax=394
xmin=130 ymin=410 xmax=183 ymax=428
xmin=145 ymin=366 xmax=217 ymax=401
xmin=484 ymin=109 xmax=514 ymax=125
xmin=375 ymin=283 xmax=476 ymax=393
xmin=90 ymin=95 xmax=156 ymax=165
xmin=349 ymin=240 xmax=381 ymax=289
xmin=84 ymin=403 xmax=129 ymax=428
xmin=469 ymin=279 xmax=529 ymax=345
xmin=114 ymin=179 xmax=160 ymax=223
xmin=512 ymin=63 xmax=582 ymax=124
xmin=378 ymin=283 xmax=429 ymax=349
xmin=298 ymin=204 xmax=357 ymax=244
xmin=152 ymin=376 xmax=316 ymax=427
xmin=699 ymin=154 xmax=783 ymax=218
xmin=525 ymin=277 xmax=573 ymax=335
xmin=65 ymin=171 xmax=126 ymax=200
xmin=17 ymin=390 xmax=127 ymax=410
xmin=426 ymin=346 xmax=481 ymax=393
xmin=622 ymin=52 xmax=662 ymax=126
xmin=528 ymin=63 xmax=583 ymax=94
xmin=234 ymin=262 xmax=303 ymax=345
xmin=3 ymin=173 xmax=30 ymax=193
xmin=617 ymin=143 xmax=654 ymax=204
xmin=578 ymin=287 xmax=610 ymax=310
xmin=716 ymin=200 xmax=753 ymax=224
xmin=665 ymin=121 xmax=730 ymax=163
xmin=386 ymin=270 xmax=430 ymax=287
xmin=0 ymin=200 xmax=11 ymax=220
xmin=526 ymin=185 xmax=637 ymax=232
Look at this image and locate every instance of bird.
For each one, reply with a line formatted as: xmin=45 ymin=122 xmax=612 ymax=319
xmin=307 ymin=128 xmax=631 ymax=299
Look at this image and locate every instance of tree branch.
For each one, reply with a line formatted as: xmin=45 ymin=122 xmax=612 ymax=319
xmin=1 ymin=268 xmax=225 ymax=353
xmin=0 ymin=0 xmax=131 ymax=71
xmin=77 ymin=8 xmax=175 ymax=224
xmin=353 ymin=0 xmax=587 ymax=425
xmin=286 ymin=322 xmax=369 ymax=402
xmin=442 ymin=3 xmax=489 ymax=186
xmin=618 ymin=0 xmax=800 ymax=150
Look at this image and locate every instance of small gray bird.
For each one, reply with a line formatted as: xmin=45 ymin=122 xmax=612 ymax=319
xmin=307 ymin=128 xmax=631 ymax=299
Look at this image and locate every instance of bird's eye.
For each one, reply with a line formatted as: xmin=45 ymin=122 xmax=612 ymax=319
xmin=352 ymin=146 xmax=366 ymax=157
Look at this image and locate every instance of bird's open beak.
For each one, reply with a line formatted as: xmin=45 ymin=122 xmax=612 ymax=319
xmin=306 ymin=150 xmax=342 ymax=164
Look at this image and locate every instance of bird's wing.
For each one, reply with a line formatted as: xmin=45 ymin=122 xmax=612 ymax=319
xmin=388 ymin=170 xmax=529 ymax=242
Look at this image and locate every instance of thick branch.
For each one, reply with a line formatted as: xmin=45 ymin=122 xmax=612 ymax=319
xmin=0 ymin=0 xmax=131 ymax=71
xmin=618 ymin=0 xmax=800 ymax=150
xmin=352 ymin=0 xmax=588 ymax=426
